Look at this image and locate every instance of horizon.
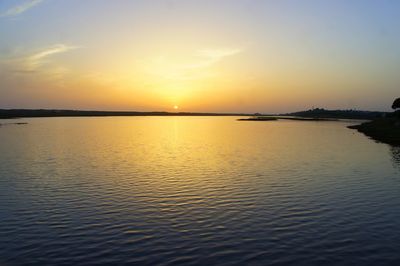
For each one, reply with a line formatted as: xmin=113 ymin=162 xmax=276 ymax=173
xmin=1 ymin=0 xmax=399 ymax=113
xmin=0 ymin=103 xmax=395 ymax=114
xmin=0 ymin=106 xmax=389 ymax=118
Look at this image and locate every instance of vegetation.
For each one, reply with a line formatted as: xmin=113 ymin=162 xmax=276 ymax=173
xmin=238 ymin=116 xmax=337 ymax=121
xmin=392 ymin=98 xmax=400 ymax=110
xmin=349 ymin=118 xmax=400 ymax=146
xmin=284 ymin=108 xmax=386 ymax=120
xmin=349 ymin=99 xmax=400 ymax=146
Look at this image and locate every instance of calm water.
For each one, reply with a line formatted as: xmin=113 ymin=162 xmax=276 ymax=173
xmin=0 ymin=117 xmax=399 ymax=266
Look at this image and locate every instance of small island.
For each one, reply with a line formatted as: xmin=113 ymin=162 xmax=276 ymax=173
xmin=238 ymin=117 xmax=278 ymax=121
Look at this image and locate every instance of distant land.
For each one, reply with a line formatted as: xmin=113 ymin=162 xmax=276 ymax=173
xmin=2 ymin=108 xmax=398 ymax=146
xmin=0 ymin=109 xmax=260 ymax=119
xmin=238 ymin=117 xmax=338 ymax=122
xmin=282 ymin=108 xmax=386 ymax=120
xmin=0 ymin=108 xmax=386 ymax=119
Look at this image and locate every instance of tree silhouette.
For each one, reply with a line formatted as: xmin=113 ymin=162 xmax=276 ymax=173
xmin=392 ymin=98 xmax=400 ymax=110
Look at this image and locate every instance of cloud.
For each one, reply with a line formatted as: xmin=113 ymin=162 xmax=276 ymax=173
xmin=23 ymin=44 xmax=78 ymax=71
xmin=182 ymin=48 xmax=242 ymax=69
xmin=11 ymin=44 xmax=78 ymax=73
xmin=0 ymin=43 xmax=78 ymax=83
xmin=0 ymin=0 xmax=44 ymax=18
xmin=197 ymin=48 xmax=242 ymax=62
xmin=143 ymin=48 xmax=242 ymax=81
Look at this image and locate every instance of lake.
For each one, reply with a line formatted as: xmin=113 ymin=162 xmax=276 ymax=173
xmin=0 ymin=117 xmax=399 ymax=265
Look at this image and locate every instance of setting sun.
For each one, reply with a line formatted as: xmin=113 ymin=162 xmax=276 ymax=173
xmin=174 ymin=105 xmax=179 ymax=110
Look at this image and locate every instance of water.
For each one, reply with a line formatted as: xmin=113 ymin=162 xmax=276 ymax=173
xmin=0 ymin=117 xmax=399 ymax=266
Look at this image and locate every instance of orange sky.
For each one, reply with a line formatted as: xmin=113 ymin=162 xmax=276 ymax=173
xmin=0 ymin=0 xmax=399 ymax=112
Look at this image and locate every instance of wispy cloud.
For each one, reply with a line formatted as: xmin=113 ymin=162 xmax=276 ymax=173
xmin=0 ymin=43 xmax=78 ymax=82
xmin=197 ymin=48 xmax=242 ymax=63
xmin=23 ymin=44 xmax=78 ymax=71
xmin=143 ymin=48 xmax=242 ymax=81
xmin=179 ymin=48 xmax=242 ymax=70
xmin=0 ymin=0 xmax=44 ymax=18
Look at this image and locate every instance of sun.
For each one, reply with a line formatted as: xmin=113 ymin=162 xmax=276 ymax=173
xmin=173 ymin=105 xmax=179 ymax=110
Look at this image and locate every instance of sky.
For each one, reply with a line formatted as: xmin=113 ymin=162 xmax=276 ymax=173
xmin=0 ymin=0 xmax=399 ymax=113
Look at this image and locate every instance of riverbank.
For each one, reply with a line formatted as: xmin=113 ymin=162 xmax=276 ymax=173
xmin=238 ymin=116 xmax=338 ymax=121
xmin=349 ymin=118 xmax=400 ymax=146
xmin=284 ymin=108 xmax=385 ymax=120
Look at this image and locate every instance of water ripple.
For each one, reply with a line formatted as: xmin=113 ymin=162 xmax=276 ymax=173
xmin=0 ymin=117 xmax=399 ymax=265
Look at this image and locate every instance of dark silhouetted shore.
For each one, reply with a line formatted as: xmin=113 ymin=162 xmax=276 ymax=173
xmin=349 ymin=116 xmax=400 ymax=146
xmin=238 ymin=116 xmax=338 ymax=122
xmin=283 ymin=108 xmax=386 ymax=120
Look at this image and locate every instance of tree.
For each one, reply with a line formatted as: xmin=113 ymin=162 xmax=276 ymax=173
xmin=392 ymin=98 xmax=400 ymax=110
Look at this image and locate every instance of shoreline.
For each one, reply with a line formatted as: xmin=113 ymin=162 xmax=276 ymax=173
xmin=238 ymin=116 xmax=338 ymax=122
xmin=0 ymin=110 xmax=260 ymax=119
xmin=349 ymin=118 xmax=400 ymax=146
xmin=1 ymin=108 xmax=381 ymax=120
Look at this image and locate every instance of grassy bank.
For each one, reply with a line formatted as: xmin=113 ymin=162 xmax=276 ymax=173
xmin=349 ymin=117 xmax=400 ymax=146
